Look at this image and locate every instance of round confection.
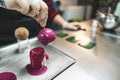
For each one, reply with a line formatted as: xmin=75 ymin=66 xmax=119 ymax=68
xmin=0 ymin=72 xmax=17 ymax=80
xmin=14 ymin=27 xmax=29 ymax=40
xmin=38 ymin=28 xmax=56 ymax=45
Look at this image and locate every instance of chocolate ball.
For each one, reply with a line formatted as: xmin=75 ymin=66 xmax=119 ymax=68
xmin=14 ymin=27 xmax=29 ymax=40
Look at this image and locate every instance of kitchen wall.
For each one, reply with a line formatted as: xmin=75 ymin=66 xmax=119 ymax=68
xmin=58 ymin=0 xmax=78 ymax=11
xmin=79 ymin=0 xmax=98 ymax=18
xmin=58 ymin=0 xmax=119 ymax=21
xmin=58 ymin=0 xmax=93 ymax=20
xmin=97 ymin=0 xmax=119 ymax=13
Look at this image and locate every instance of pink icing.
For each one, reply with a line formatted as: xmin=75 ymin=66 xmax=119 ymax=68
xmin=0 ymin=72 xmax=17 ymax=80
xmin=26 ymin=64 xmax=47 ymax=75
xmin=38 ymin=28 xmax=56 ymax=45
xmin=26 ymin=47 xmax=48 ymax=75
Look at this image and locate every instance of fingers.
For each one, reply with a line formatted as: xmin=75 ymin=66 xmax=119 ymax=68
xmin=4 ymin=0 xmax=29 ymax=14
xmin=27 ymin=0 xmax=40 ymax=17
xmin=15 ymin=0 xmax=29 ymax=14
xmin=28 ymin=0 xmax=48 ymax=27
xmin=5 ymin=0 xmax=48 ymax=27
xmin=39 ymin=1 xmax=48 ymax=27
xmin=63 ymin=22 xmax=84 ymax=31
xmin=63 ymin=22 xmax=78 ymax=30
xmin=69 ymin=22 xmax=82 ymax=30
xmin=40 ymin=14 xmax=48 ymax=27
xmin=39 ymin=1 xmax=48 ymax=19
xmin=69 ymin=25 xmax=78 ymax=30
xmin=34 ymin=12 xmax=48 ymax=27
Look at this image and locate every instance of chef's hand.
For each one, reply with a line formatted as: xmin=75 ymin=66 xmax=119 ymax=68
xmin=4 ymin=0 xmax=48 ymax=27
xmin=62 ymin=22 xmax=81 ymax=30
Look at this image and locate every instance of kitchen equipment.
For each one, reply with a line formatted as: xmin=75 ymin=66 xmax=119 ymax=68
xmin=101 ymin=16 xmax=120 ymax=30
xmin=97 ymin=11 xmax=120 ymax=30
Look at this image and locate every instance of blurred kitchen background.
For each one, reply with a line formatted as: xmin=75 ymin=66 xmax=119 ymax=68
xmin=53 ymin=0 xmax=120 ymax=35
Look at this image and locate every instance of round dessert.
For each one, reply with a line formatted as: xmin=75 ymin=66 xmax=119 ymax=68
xmin=0 ymin=72 xmax=17 ymax=80
xmin=14 ymin=27 xmax=29 ymax=40
xmin=38 ymin=28 xmax=56 ymax=45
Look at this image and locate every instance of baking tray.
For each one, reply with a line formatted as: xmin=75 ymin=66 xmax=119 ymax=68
xmin=0 ymin=37 xmax=75 ymax=80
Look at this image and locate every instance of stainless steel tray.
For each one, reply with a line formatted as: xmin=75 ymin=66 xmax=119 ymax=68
xmin=0 ymin=37 xmax=75 ymax=80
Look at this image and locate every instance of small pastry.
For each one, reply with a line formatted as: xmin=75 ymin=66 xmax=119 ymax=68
xmin=14 ymin=27 xmax=29 ymax=40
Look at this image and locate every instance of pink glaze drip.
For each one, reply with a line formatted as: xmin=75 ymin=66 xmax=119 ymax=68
xmin=26 ymin=64 xmax=47 ymax=75
xmin=0 ymin=72 xmax=17 ymax=80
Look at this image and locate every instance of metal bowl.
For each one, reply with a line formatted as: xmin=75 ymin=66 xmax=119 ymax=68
xmin=100 ymin=16 xmax=120 ymax=30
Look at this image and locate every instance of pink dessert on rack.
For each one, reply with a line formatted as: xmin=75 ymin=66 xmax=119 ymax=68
xmin=0 ymin=72 xmax=17 ymax=80
xmin=26 ymin=47 xmax=49 ymax=75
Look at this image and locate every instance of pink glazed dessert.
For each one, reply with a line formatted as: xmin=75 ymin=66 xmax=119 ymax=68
xmin=26 ymin=47 xmax=49 ymax=75
xmin=0 ymin=72 xmax=17 ymax=80
xmin=38 ymin=28 xmax=56 ymax=45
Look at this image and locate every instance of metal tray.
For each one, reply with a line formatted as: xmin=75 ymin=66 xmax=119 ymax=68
xmin=0 ymin=37 xmax=75 ymax=80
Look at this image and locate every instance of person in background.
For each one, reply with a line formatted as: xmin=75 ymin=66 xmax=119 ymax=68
xmin=0 ymin=0 xmax=80 ymax=46
xmin=44 ymin=0 xmax=80 ymax=30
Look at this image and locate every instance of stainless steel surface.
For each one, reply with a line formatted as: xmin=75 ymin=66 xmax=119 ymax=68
xmin=0 ymin=38 xmax=75 ymax=80
xmin=52 ymin=30 xmax=120 ymax=80
xmin=102 ymin=16 xmax=119 ymax=29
